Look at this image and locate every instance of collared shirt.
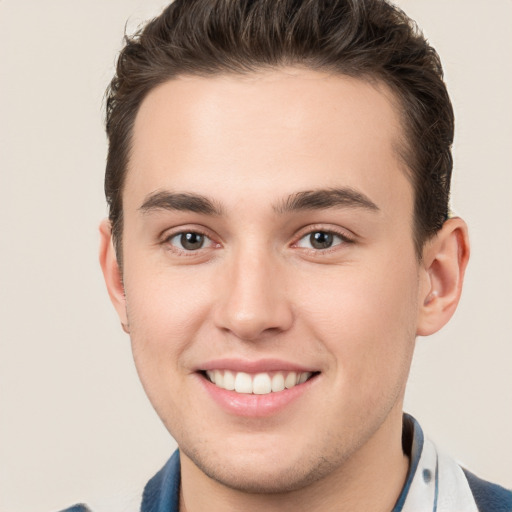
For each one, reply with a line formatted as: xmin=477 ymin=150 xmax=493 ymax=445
xmin=61 ymin=415 xmax=512 ymax=512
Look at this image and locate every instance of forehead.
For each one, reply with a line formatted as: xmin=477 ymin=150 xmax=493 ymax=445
xmin=126 ymin=68 xmax=411 ymax=216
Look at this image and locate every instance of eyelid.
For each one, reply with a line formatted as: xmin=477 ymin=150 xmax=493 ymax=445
xmin=160 ymin=225 xmax=221 ymax=254
xmin=291 ymin=225 xmax=356 ymax=249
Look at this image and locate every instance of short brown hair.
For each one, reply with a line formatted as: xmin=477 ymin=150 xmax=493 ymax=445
xmin=105 ymin=0 xmax=453 ymax=261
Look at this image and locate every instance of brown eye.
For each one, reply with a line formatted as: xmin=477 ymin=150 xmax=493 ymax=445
xmin=168 ymin=232 xmax=206 ymax=251
xmin=296 ymin=230 xmax=345 ymax=250
xmin=309 ymin=231 xmax=334 ymax=249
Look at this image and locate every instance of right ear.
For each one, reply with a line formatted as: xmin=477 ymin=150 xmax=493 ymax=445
xmin=99 ymin=219 xmax=128 ymax=330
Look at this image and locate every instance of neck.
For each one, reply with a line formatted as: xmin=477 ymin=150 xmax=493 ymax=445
xmin=179 ymin=408 xmax=409 ymax=512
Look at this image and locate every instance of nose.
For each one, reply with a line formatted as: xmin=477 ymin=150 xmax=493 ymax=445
xmin=213 ymin=248 xmax=294 ymax=341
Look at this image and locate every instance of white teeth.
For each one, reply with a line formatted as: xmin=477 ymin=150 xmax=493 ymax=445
xmin=234 ymin=372 xmax=252 ymax=393
xmin=284 ymin=371 xmax=298 ymax=389
xmin=271 ymin=373 xmax=285 ymax=392
xmin=214 ymin=369 xmax=224 ymax=387
xmin=298 ymin=372 xmax=311 ymax=384
xmin=205 ymin=369 xmax=313 ymax=394
xmin=253 ymin=373 xmax=272 ymax=394
xmin=223 ymin=370 xmax=235 ymax=390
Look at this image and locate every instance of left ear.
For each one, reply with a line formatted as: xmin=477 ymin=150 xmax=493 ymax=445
xmin=416 ymin=217 xmax=470 ymax=336
xmin=98 ymin=218 xmax=129 ymax=330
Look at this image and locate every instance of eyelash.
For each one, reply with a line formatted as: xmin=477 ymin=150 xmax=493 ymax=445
xmin=292 ymin=226 xmax=354 ymax=253
xmin=161 ymin=226 xmax=354 ymax=255
xmin=162 ymin=228 xmax=219 ymax=255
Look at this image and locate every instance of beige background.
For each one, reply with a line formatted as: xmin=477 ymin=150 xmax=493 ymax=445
xmin=1 ymin=1 xmax=511 ymax=510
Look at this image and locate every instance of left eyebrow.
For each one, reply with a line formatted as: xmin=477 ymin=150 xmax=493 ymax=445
xmin=139 ymin=191 xmax=223 ymax=216
xmin=274 ymin=188 xmax=379 ymax=214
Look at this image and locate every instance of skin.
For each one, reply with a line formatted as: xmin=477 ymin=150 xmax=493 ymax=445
xmin=100 ymin=68 xmax=469 ymax=512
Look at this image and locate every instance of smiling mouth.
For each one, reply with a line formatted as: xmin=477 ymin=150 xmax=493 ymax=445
xmin=201 ymin=370 xmax=319 ymax=395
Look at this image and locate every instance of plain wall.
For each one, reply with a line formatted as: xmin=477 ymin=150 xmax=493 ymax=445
xmin=1 ymin=1 xmax=511 ymax=510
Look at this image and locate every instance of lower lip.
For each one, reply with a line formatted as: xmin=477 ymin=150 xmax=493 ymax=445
xmin=197 ymin=373 xmax=318 ymax=417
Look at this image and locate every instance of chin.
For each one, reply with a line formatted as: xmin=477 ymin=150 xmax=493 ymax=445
xmin=197 ymin=459 xmax=330 ymax=494
xmin=182 ymin=441 xmax=342 ymax=495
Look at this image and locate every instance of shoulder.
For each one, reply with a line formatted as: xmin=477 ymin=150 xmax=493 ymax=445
xmin=463 ymin=468 xmax=512 ymax=512
xmin=141 ymin=449 xmax=181 ymax=511
xmin=56 ymin=451 xmax=181 ymax=512
xmin=58 ymin=506 xmax=91 ymax=512
xmin=398 ymin=415 xmax=512 ymax=512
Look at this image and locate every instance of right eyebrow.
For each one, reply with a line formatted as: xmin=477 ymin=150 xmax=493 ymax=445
xmin=274 ymin=187 xmax=379 ymax=214
xmin=138 ymin=191 xmax=223 ymax=216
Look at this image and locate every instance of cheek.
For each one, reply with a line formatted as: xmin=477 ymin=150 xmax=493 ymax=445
xmin=123 ymin=264 xmax=213 ymax=379
xmin=126 ymin=261 xmax=208 ymax=327
xmin=296 ymin=257 xmax=419 ymax=381
xmin=123 ymin=268 xmax=214 ymax=432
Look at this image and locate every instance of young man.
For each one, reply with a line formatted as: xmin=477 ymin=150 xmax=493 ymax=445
xmin=72 ymin=0 xmax=511 ymax=510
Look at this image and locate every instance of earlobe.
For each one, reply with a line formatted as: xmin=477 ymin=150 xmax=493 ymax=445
xmin=99 ymin=219 xmax=129 ymax=330
xmin=416 ymin=217 xmax=470 ymax=336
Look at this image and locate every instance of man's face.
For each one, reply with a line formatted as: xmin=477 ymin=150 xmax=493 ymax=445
xmin=117 ymin=69 xmax=426 ymax=492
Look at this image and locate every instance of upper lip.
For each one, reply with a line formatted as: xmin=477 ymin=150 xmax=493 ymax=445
xmin=197 ymin=358 xmax=318 ymax=373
